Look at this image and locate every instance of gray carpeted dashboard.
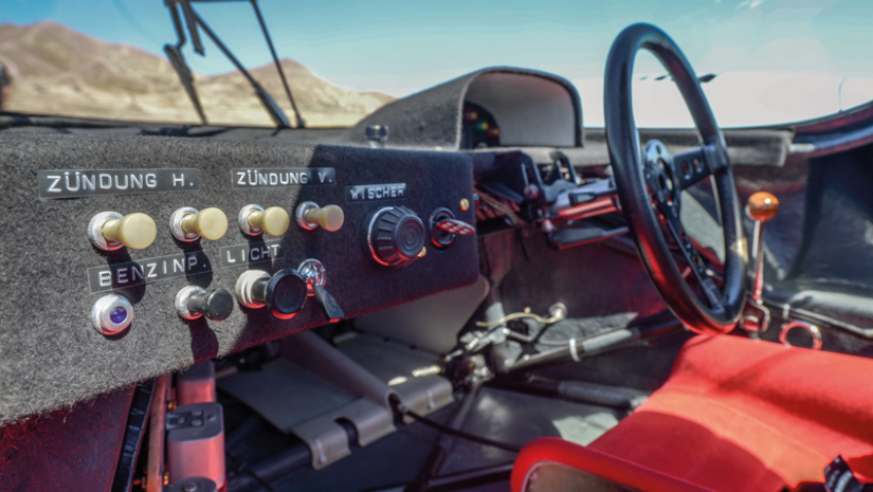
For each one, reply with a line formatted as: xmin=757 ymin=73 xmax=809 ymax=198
xmin=0 ymin=134 xmax=478 ymax=422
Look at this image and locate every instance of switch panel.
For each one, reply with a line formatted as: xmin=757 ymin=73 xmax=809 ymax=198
xmin=0 ymin=135 xmax=477 ymax=422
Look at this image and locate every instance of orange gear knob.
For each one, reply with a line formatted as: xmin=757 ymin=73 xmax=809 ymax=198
xmin=746 ymin=192 xmax=779 ymax=223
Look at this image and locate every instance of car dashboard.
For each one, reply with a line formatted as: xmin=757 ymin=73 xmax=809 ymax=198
xmin=0 ymin=136 xmax=481 ymax=422
xmin=6 ymin=53 xmax=873 ymax=492
xmin=0 ymin=67 xmax=589 ymax=424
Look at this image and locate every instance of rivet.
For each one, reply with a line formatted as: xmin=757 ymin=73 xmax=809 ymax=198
xmin=418 ymin=246 xmax=427 ymax=258
xmin=459 ymin=198 xmax=470 ymax=212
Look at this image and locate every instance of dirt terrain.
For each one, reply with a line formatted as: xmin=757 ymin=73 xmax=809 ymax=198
xmin=0 ymin=21 xmax=394 ymax=127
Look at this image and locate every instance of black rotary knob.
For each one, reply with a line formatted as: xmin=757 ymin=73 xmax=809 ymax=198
xmin=250 ymin=269 xmax=308 ymax=319
xmin=368 ymin=206 xmax=426 ymax=267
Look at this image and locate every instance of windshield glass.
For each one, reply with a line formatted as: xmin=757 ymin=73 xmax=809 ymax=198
xmin=2 ymin=0 xmax=872 ymax=128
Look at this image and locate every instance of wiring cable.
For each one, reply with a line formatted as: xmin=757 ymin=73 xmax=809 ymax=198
xmin=226 ymin=452 xmax=278 ymax=492
xmin=393 ymin=402 xmax=522 ymax=453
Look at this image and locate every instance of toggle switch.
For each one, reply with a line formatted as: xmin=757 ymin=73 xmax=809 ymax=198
xmin=91 ymin=293 xmax=134 ymax=335
xmin=175 ymin=286 xmax=234 ymax=321
xmin=298 ymin=258 xmax=344 ymax=323
xmin=429 ymin=208 xmax=474 ymax=249
xmin=88 ymin=211 xmax=157 ymax=251
xmin=170 ymin=207 xmax=228 ymax=242
xmin=296 ymin=202 xmax=345 ymax=232
xmin=239 ymin=205 xmax=290 ymax=237
xmin=235 ymin=269 xmax=308 ymax=319
xmin=434 ymin=218 xmax=475 ymax=236
xmin=313 ymin=284 xmax=344 ymax=323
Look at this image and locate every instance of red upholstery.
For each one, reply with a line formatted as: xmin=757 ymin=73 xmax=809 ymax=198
xmin=512 ymin=335 xmax=873 ymax=492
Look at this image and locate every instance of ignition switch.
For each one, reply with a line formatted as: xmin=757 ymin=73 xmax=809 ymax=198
xmin=235 ymin=269 xmax=308 ymax=319
xmin=235 ymin=263 xmax=344 ymax=323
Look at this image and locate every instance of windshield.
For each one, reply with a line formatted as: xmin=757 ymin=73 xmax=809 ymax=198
xmin=2 ymin=0 xmax=872 ymax=128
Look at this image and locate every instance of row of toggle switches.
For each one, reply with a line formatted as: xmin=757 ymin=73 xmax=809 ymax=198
xmin=88 ymin=202 xmax=344 ymax=251
xmin=91 ymin=259 xmax=343 ymax=335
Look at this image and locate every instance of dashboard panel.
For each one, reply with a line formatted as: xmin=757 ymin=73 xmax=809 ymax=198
xmin=0 ymin=133 xmax=478 ymax=421
xmin=341 ymin=67 xmax=583 ymax=150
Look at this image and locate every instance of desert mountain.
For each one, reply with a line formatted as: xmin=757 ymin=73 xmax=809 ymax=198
xmin=0 ymin=21 xmax=394 ymax=127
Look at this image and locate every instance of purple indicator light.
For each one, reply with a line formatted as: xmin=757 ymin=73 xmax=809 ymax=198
xmin=109 ymin=306 xmax=128 ymax=325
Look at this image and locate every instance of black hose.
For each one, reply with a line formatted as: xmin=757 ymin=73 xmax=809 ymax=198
xmin=226 ymin=453 xmax=278 ymax=492
xmin=394 ymin=402 xmax=522 ymax=453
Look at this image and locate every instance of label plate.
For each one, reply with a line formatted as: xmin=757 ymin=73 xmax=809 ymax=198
xmin=219 ymin=240 xmax=284 ymax=269
xmin=38 ymin=169 xmax=198 ymax=199
xmin=232 ymin=168 xmax=335 ymax=188
xmin=345 ymin=183 xmax=407 ymax=203
xmin=88 ymin=251 xmax=213 ymax=293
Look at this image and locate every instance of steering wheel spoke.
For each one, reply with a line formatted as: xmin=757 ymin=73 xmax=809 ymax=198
xmin=663 ymin=214 xmax=725 ymax=313
xmin=672 ymin=143 xmax=727 ymax=190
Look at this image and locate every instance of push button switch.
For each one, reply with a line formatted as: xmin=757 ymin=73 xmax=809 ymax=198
xmin=175 ymin=286 xmax=234 ymax=321
xmin=88 ymin=211 xmax=157 ymax=251
xmin=239 ymin=205 xmax=290 ymax=237
xmin=170 ymin=207 xmax=228 ymax=242
xmin=91 ymin=293 xmax=134 ymax=335
xmin=235 ymin=269 xmax=308 ymax=319
xmin=296 ymin=202 xmax=345 ymax=232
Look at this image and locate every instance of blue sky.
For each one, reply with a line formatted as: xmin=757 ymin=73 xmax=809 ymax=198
xmin=3 ymin=0 xmax=872 ymax=97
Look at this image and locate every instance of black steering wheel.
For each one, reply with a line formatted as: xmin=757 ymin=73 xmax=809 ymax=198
xmin=604 ymin=24 xmax=747 ymax=334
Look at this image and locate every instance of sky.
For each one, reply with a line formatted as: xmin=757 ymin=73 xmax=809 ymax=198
xmin=3 ymin=0 xmax=873 ymax=98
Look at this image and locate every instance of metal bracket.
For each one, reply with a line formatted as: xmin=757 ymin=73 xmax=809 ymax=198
xmin=391 ymin=375 xmax=454 ymax=425
xmin=742 ymin=300 xmax=771 ymax=335
xmin=780 ymin=321 xmax=823 ymax=350
xmin=291 ymin=398 xmax=395 ymax=469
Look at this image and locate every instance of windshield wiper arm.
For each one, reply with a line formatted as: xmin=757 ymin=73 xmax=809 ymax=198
xmin=192 ymin=10 xmax=291 ymax=128
xmin=163 ymin=0 xmax=297 ymax=129
xmin=179 ymin=0 xmax=204 ymax=55
xmin=164 ymin=0 xmax=207 ymax=125
xmin=250 ymin=0 xmax=305 ymax=128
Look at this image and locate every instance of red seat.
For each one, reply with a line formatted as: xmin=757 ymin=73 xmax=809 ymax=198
xmin=512 ymin=335 xmax=873 ymax=492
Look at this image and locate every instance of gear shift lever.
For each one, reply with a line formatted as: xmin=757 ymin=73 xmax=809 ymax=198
xmin=742 ymin=192 xmax=779 ymax=333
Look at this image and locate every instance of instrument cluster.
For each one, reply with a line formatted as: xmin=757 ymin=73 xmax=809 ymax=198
xmin=461 ymin=103 xmax=502 ymax=149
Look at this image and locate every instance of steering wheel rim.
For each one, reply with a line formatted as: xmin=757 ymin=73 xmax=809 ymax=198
xmin=604 ymin=23 xmax=747 ymax=334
